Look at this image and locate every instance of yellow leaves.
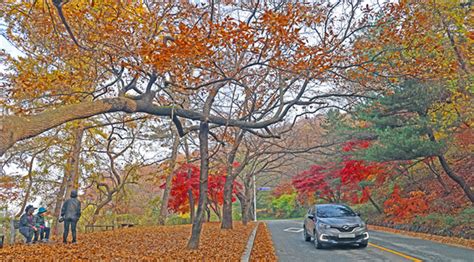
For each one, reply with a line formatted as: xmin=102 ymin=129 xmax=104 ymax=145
xmin=0 ymin=223 xmax=257 ymax=260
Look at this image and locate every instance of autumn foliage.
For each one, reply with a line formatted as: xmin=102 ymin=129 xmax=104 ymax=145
xmin=164 ymin=163 xmax=241 ymax=214
xmin=0 ymin=223 xmax=256 ymax=260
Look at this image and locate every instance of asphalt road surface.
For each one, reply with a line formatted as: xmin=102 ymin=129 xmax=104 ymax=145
xmin=266 ymin=220 xmax=474 ymax=262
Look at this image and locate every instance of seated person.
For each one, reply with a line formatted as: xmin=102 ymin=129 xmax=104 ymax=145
xmin=34 ymin=207 xmax=50 ymax=242
xmin=19 ymin=205 xmax=38 ymax=244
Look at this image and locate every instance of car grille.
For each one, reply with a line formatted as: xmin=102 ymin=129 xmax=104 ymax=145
xmin=331 ymin=225 xmax=358 ymax=232
xmin=326 ymin=234 xmax=365 ymax=241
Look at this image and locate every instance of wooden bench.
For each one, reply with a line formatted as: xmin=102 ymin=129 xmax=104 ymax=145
xmin=118 ymin=223 xmax=135 ymax=229
xmin=85 ymin=224 xmax=114 ymax=233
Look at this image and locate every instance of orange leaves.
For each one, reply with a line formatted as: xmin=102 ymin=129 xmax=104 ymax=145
xmin=384 ymin=186 xmax=429 ymax=223
xmin=250 ymin=223 xmax=277 ymax=262
xmin=0 ymin=223 xmax=256 ymax=260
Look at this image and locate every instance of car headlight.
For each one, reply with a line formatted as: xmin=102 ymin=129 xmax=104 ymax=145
xmin=360 ymin=222 xmax=366 ymax=228
xmin=318 ymin=223 xmax=331 ymax=229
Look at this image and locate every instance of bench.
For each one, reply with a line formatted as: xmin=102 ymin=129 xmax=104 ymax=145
xmin=118 ymin=223 xmax=135 ymax=229
xmin=85 ymin=224 xmax=114 ymax=233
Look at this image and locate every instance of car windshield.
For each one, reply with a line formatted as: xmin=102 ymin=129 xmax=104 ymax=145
xmin=317 ymin=205 xmax=356 ymax=218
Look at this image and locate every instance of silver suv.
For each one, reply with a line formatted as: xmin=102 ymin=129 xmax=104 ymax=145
xmin=303 ymin=204 xmax=369 ymax=249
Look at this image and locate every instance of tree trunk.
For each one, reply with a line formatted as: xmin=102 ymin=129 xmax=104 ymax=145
xmin=158 ymin=129 xmax=180 ymax=225
xmin=90 ymin=195 xmax=113 ymax=225
xmin=187 ymin=122 xmax=209 ymax=249
xmin=236 ymin=192 xmax=248 ymax=225
xmin=184 ymin=138 xmax=195 ymax=223
xmin=52 ymin=125 xmax=83 ymax=235
xmin=427 ymin=130 xmax=473 ymax=203
xmin=426 ymin=161 xmax=451 ymax=194
xmin=221 ymin=130 xmax=244 ymax=229
xmin=65 ymin=126 xmax=84 ymax=198
xmin=437 ymin=154 xmax=473 ymax=203
xmin=367 ymin=192 xmax=383 ymax=214
xmin=221 ymin=175 xmax=235 ymax=229
xmin=16 ymin=153 xmax=38 ymax=217
xmin=52 ymin=171 xmax=68 ymax=236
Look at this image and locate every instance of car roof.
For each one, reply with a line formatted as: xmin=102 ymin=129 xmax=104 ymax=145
xmin=315 ymin=204 xmax=349 ymax=208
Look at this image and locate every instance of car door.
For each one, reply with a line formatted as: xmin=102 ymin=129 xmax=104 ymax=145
xmin=306 ymin=206 xmax=316 ymax=233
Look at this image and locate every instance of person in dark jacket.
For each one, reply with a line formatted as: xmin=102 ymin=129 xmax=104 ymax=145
xmin=61 ymin=190 xmax=81 ymax=243
xmin=19 ymin=205 xmax=38 ymax=244
xmin=33 ymin=207 xmax=50 ymax=242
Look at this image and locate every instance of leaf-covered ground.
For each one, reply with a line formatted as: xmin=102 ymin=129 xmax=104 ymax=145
xmin=1 ymin=222 xmax=256 ymax=261
xmin=250 ymin=223 xmax=277 ymax=261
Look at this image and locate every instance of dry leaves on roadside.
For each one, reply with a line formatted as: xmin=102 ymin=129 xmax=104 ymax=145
xmin=369 ymin=225 xmax=474 ymax=249
xmin=250 ymin=223 xmax=277 ymax=261
xmin=0 ymin=222 xmax=255 ymax=261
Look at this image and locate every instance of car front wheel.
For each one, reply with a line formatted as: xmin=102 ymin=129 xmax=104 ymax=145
xmin=314 ymin=231 xmax=324 ymax=249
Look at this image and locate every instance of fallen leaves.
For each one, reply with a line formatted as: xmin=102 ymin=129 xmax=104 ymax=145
xmin=250 ymin=223 xmax=277 ymax=261
xmin=0 ymin=222 xmax=256 ymax=261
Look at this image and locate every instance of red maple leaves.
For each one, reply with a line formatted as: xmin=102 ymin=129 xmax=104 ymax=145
xmin=163 ymin=163 xmax=241 ymax=214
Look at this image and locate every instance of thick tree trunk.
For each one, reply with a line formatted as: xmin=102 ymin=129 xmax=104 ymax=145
xmin=158 ymin=129 xmax=180 ymax=225
xmin=221 ymin=130 xmax=244 ymax=229
xmin=52 ymin=126 xmax=84 ymax=235
xmin=65 ymin=126 xmax=84 ymax=198
xmin=236 ymin=192 xmax=248 ymax=225
xmin=221 ymin=176 xmax=235 ymax=229
xmin=0 ymin=97 xmax=139 ymax=157
xmin=187 ymin=122 xmax=209 ymax=249
xmin=0 ymin=95 xmax=282 ymax=158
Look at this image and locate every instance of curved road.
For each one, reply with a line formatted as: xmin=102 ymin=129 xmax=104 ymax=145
xmin=266 ymin=220 xmax=474 ymax=261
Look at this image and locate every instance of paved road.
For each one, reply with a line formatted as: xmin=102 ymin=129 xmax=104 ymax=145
xmin=266 ymin=220 xmax=474 ymax=262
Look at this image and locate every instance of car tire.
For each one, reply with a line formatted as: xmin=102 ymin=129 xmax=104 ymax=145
xmin=359 ymin=241 xmax=368 ymax=248
xmin=314 ymin=231 xmax=324 ymax=249
xmin=303 ymin=227 xmax=311 ymax=242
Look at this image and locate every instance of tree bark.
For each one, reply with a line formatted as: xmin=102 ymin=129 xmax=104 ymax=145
xmin=0 ymin=94 xmax=291 ymax=157
xmin=236 ymin=192 xmax=248 ymax=225
xmin=427 ymin=130 xmax=473 ymax=203
xmin=65 ymin=126 xmax=84 ymax=198
xmin=183 ymin=138 xmax=195 ymax=223
xmin=187 ymin=122 xmax=209 ymax=249
xmin=158 ymin=128 xmax=180 ymax=225
xmin=221 ymin=176 xmax=235 ymax=229
xmin=221 ymin=130 xmax=245 ymax=229
xmin=15 ymin=153 xmax=38 ymax=217
xmin=437 ymin=154 xmax=473 ymax=202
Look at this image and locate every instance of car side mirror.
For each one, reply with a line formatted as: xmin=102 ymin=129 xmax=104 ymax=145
xmin=356 ymin=212 xmax=361 ymax=216
xmin=307 ymin=214 xmax=314 ymax=220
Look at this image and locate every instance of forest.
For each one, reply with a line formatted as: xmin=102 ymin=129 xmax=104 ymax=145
xmin=0 ymin=0 xmax=472 ymax=255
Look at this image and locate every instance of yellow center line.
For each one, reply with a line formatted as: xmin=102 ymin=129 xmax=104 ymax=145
xmin=369 ymin=243 xmax=423 ymax=262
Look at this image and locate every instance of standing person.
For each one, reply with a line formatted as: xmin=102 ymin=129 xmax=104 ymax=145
xmin=34 ymin=207 xmax=51 ymax=242
xmin=61 ymin=190 xmax=81 ymax=244
xmin=19 ymin=205 xmax=38 ymax=244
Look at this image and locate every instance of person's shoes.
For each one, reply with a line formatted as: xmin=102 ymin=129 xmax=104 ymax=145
xmin=42 ymin=239 xmax=49 ymax=243
xmin=63 ymin=241 xmax=68 ymax=244
xmin=72 ymin=240 xmax=77 ymax=244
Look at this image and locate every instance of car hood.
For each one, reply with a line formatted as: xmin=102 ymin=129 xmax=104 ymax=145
xmin=318 ymin=216 xmax=363 ymax=226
